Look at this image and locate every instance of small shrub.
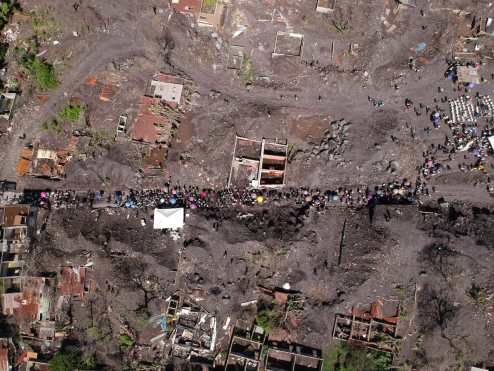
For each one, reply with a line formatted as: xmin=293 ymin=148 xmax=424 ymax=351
xmin=240 ymin=56 xmax=254 ymax=84
xmin=41 ymin=119 xmax=64 ymax=136
xmin=201 ymin=0 xmax=217 ymax=13
xmin=87 ymin=326 xmax=104 ymax=340
xmin=119 ymin=334 xmax=135 ymax=351
xmin=136 ymin=309 xmax=151 ymax=329
xmin=255 ymin=308 xmax=279 ymax=331
xmin=80 ymin=354 xmax=96 ymax=369
xmin=59 ymin=104 xmax=83 ymax=123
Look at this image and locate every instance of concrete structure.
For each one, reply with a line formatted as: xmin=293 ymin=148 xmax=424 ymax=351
xmin=225 ymin=322 xmax=265 ymax=371
xmin=273 ymin=32 xmax=304 ymax=57
xmin=165 ymin=293 xmax=217 ymax=360
xmin=0 ymin=92 xmax=16 ymax=121
xmin=146 ymin=74 xmax=184 ymax=107
xmin=316 ymin=0 xmax=335 ymax=14
xmin=229 ymin=136 xmax=288 ymax=189
xmin=265 ymin=341 xmax=323 ymax=371
xmin=171 ymin=0 xmax=225 ymax=29
xmin=333 ymin=299 xmax=401 ymax=353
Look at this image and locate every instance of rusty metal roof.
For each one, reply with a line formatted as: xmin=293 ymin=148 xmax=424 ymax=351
xmin=58 ymin=266 xmax=87 ymax=299
xmin=132 ymin=96 xmax=172 ymax=144
xmin=1 ymin=205 xmax=29 ymax=227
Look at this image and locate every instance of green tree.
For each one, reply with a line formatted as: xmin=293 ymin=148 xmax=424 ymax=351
xmin=48 ymin=351 xmax=80 ymax=371
xmin=119 ymin=334 xmax=135 ymax=351
xmin=20 ymin=52 xmax=58 ymax=91
xmin=0 ymin=1 xmax=13 ymax=24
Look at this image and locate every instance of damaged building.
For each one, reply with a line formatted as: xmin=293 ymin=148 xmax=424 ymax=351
xmin=224 ymin=321 xmax=266 ymax=371
xmin=171 ymin=0 xmax=226 ymax=29
xmin=57 ymin=266 xmax=92 ymax=301
xmin=264 ymin=340 xmax=323 ymax=371
xmin=332 ymin=299 xmax=401 ymax=353
xmin=273 ymin=32 xmax=304 ymax=57
xmin=0 ymin=92 xmax=17 ymax=121
xmin=315 ymin=0 xmax=335 ymax=14
xmin=1 ymin=277 xmax=56 ymax=335
xmin=132 ymin=74 xmax=185 ymax=174
xmin=228 ymin=136 xmax=288 ymax=189
xmin=15 ymin=140 xmax=77 ymax=180
xmin=164 ymin=293 xmax=217 ymax=361
xmin=0 ymin=205 xmax=35 ymax=279
xmin=224 ymin=320 xmax=323 ymax=371
xmin=145 ymin=73 xmax=184 ymax=107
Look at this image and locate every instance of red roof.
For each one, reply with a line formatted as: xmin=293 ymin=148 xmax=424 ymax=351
xmin=171 ymin=0 xmax=202 ymax=16
xmin=132 ymin=96 xmax=172 ymax=144
xmin=153 ymin=73 xmax=182 ymax=84
xmin=99 ymin=84 xmax=115 ymax=102
xmin=2 ymin=278 xmax=45 ymax=323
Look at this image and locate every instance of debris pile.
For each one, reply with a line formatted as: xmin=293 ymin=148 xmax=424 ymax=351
xmin=310 ymin=119 xmax=351 ymax=164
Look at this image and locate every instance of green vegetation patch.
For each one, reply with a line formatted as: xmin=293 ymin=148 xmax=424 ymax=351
xmin=49 ymin=350 xmax=96 ymax=371
xmin=0 ymin=1 xmax=15 ymax=27
xmin=323 ymin=342 xmax=392 ymax=371
xmin=201 ymin=0 xmax=217 ymax=14
xmin=41 ymin=119 xmax=64 ymax=136
xmin=255 ymin=308 xmax=279 ymax=332
xmin=48 ymin=351 xmax=80 ymax=371
xmin=59 ymin=104 xmax=83 ymax=123
xmin=20 ymin=52 xmax=58 ymax=91
xmin=240 ymin=55 xmax=254 ymax=84
xmin=119 ymin=334 xmax=135 ymax=351
xmin=30 ymin=7 xmax=60 ymax=40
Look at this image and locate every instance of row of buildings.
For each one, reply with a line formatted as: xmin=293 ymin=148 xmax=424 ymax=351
xmin=0 ymin=204 xmax=94 ymax=370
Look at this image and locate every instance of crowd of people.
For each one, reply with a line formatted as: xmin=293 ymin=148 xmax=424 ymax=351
xmin=407 ymin=91 xmax=494 ymax=181
xmin=0 ymin=179 xmax=426 ymax=212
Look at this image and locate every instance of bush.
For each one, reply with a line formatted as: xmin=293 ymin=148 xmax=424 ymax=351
xmin=136 ymin=309 xmax=151 ymax=329
xmin=240 ymin=56 xmax=254 ymax=84
xmin=119 ymin=334 xmax=134 ymax=351
xmin=255 ymin=308 xmax=279 ymax=331
xmin=41 ymin=119 xmax=64 ymax=135
xmin=59 ymin=104 xmax=83 ymax=123
xmin=21 ymin=53 xmax=58 ymax=91
xmin=0 ymin=1 xmax=15 ymax=26
xmin=87 ymin=326 xmax=104 ymax=340
xmin=80 ymin=354 xmax=96 ymax=369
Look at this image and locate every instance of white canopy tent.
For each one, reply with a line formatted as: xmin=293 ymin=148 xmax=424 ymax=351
xmin=153 ymin=208 xmax=184 ymax=230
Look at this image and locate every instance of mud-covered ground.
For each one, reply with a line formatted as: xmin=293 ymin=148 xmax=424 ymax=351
xmin=25 ymin=200 xmax=494 ymax=370
xmin=1 ymin=0 xmax=494 ymax=369
xmin=0 ymin=0 xmax=493 ymax=196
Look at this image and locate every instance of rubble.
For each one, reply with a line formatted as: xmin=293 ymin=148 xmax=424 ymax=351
xmin=309 ymin=119 xmax=350 ymax=164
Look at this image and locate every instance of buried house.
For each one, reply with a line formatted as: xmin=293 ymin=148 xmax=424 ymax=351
xmin=332 ymin=299 xmax=401 ymax=354
xmin=15 ymin=139 xmax=77 ymax=180
xmin=228 ymin=136 xmax=288 ymax=189
xmin=164 ymin=293 xmax=217 ymax=361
